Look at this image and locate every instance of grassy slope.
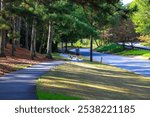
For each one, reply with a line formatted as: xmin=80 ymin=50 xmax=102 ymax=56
xmin=95 ymin=43 xmax=150 ymax=58
xmin=118 ymin=49 xmax=150 ymax=58
xmin=95 ymin=43 xmax=124 ymax=53
xmin=37 ymin=62 xmax=150 ymax=100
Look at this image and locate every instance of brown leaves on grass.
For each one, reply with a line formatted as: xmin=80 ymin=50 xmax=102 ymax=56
xmin=0 ymin=44 xmax=50 ymax=76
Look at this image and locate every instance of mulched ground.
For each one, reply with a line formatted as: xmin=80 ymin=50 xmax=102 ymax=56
xmin=0 ymin=44 xmax=50 ymax=76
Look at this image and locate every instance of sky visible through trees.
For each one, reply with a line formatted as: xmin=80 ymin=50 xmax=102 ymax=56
xmin=123 ymin=0 xmax=133 ymax=4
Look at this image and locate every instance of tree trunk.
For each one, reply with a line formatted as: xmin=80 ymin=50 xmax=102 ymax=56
xmin=71 ymin=42 xmax=74 ymax=47
xmin=122 ymin=40 xmax=126 ymax=50
xmin=0 ymin=30 xmax=5 ymax=57
xmin=39 ymin=31 xmax=45 ymax=53
xmin=25 ymin=22 xmax=29 ymax=50
xmin=46 ymin=21 xmax=53 ymax=59
xmin=33 ymin=24 xmax=37 ymax=57
xmin=12 ymin=39 xmax=15 ymax=56
xmin=65 ymin=41 xmax=67 ymax=52
xmin=0 ymin=0 xmax=5 ymax=57
xmin=16 ymin=17 xmax=21 ymax=47
xmin=90 ymin=36 xmax=93 ymax=62
xmin=30 ymin=19 xmax=36 ymax=60
xmin=5 ymin=30 xmax=8 ymax=48
xmin=61 ymin=41 xmax=64 ymax=53
xmin=12 ymin=17 xmax=16 ymax=56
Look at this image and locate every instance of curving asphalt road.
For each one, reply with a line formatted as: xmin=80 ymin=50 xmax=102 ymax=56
xmin=70 ymin=48 xmax=150 ymax=77
xmin=0 ymin=61 xmax=65 ymax=100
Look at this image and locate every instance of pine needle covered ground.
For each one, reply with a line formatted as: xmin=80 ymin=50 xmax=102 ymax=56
xmin=0 ymin=44 xmax=49 ymax=76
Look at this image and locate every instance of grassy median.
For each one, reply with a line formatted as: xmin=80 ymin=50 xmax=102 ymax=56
xmin=37 ymin=62 xmax=150 ymax=100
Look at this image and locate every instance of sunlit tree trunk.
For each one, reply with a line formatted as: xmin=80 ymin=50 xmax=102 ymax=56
xmin=46 ymin=21 xmax=53 ymax=59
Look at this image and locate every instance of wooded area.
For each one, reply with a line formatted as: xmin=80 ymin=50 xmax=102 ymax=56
xmin=0 ymin=0 xmax=150 ymax=59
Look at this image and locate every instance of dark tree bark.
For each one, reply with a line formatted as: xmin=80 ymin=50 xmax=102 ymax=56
xmin=16 ymin=17 xmax=21 ymax=47
xmin=0 ymin=0 xmax=5 ymax=57
xmin=46 ymin=21 xmax=53 ymax=59
xmin=30 ymin=19 xmax=36 ymax=60
xmin=39 ymin=31 xmax=45 ymax=53
xmin=61 ymin=41 xmax=64 ymax=53
xmin=65 ymin=41 xmax=68 ymax=53
xmin=12 ymin=17 xmax=16 ymax=56
xmin=25 ymin=22 xmax=29 ymax=50
xmin=90 ymin=36 xmax=93 ymax=62
xmin=0 ymin=30 xmax=6 ymax=57
xmin=5 ymin=30 xmax=8 ymax=48
xmin=33 ymin=24 xmax=37 ymax=57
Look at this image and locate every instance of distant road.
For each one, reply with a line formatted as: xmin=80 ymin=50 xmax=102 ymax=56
xmin=118 ymin=42 xmax=150 ymax=50
xmin=70 ymin=48 xmax=150 ymax=77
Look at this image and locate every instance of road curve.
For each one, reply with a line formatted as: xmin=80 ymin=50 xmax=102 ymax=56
xmin=71 ymin=48 xmax=150 ymax=77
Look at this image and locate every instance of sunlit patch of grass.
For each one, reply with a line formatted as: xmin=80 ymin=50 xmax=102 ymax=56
xmin=118 ymin=49 xmax=150 ymax=58
xmin=12 ymin=64 xmax=31 ymax=70
xmin=95 ymin=43 xmax=124 ymax=53
xmin=37 ymin=62 xmax=150 ymax=100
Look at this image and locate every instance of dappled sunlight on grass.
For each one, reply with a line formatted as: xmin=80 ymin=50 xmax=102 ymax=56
xmin=37 ymin=62 xmax=150 ymax=100
xmin=40 ymin=77 xmax=129 ymax=93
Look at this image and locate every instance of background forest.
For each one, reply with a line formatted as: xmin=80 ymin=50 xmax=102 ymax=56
xmin=0 ymin=0 xmax=150 ymax=60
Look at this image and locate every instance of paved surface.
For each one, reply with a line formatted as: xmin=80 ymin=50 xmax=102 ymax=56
xmin=118 ymin=42 xmax=150 ymax=50
xmin=0 ymin=61 xmax=65 ymax=100
xmin=70 ymin=48 xmax=150 ymax=77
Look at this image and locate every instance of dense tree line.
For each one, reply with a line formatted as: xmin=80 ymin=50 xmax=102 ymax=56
xmin=130 ymin=0 xmax=150 ymax=45
xmin=2 ymin=0 xmax=149 ymax=60
xmin=1 ymin=0 xmax=131 ymax=60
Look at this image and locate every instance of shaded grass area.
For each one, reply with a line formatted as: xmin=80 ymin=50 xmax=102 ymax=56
xmin=52 ymin=53 xmax=69 ymax=61
xmin=37 ymin=90 xmax=81 ymax=100
xmin=118 ymin=49 xmax=150 ymax=58
xmin=52 ymin=53 xmax=64 ymax=60
xmin=37 ymin=62 xmax=150 ymax=100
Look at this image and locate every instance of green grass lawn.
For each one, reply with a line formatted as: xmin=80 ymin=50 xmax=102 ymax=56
xmin=95 ymin=43 xmax=150 ymax=58
xmin=95 ymin=43 xmax=124 ymax=53
xmin=36 ymin=62 xmax=150 ymax=100
xmin=118 ymin=49 xmax=150 ymax=58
